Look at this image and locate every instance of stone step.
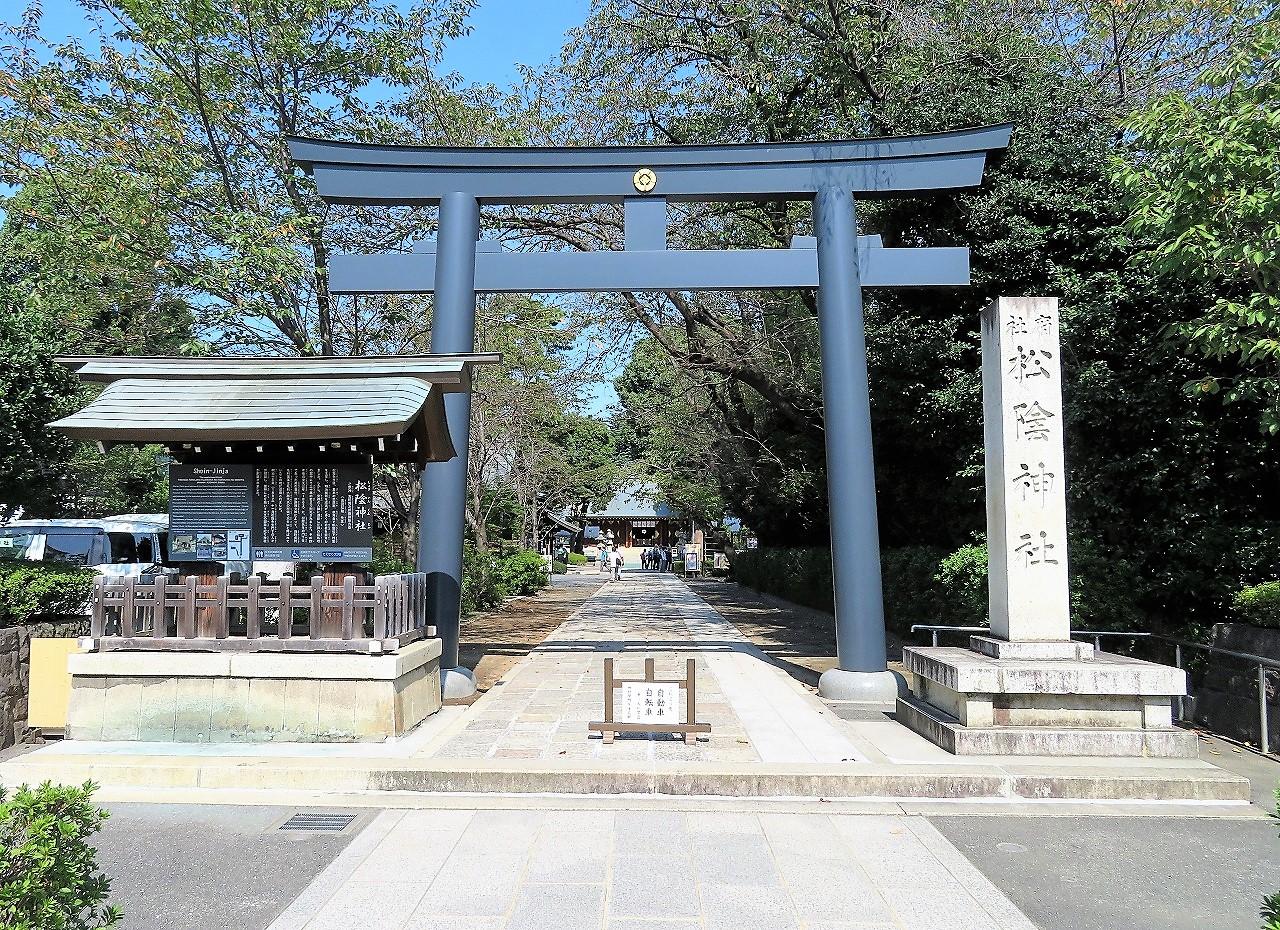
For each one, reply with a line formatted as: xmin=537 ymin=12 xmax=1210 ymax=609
xmin=896 ymin=695 xmax=1201 ymax=759
xmin=0 ymin=752 xmax=1247 ymax=803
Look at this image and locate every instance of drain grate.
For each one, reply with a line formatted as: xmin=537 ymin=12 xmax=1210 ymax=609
xmin=279 ymin=812 xmax=358 ymax=833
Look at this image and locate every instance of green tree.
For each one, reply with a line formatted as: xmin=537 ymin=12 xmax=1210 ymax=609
xmin=0 ymin=0 xmax=479 ymax=355
xmin=1120 ymin=20 xmax=1280 ymax=433
xmin=0 ymin=179 xmax=195 ymax=518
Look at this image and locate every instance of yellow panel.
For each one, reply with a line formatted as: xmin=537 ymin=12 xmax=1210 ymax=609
xmin=28 ymin=638 xmax=82 ymax=730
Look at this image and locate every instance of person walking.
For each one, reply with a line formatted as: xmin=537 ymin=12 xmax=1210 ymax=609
xmin=598 ymin=544 xmax=609 ymax=573
xmin=611 ymin=547 xmax=624 ymax=581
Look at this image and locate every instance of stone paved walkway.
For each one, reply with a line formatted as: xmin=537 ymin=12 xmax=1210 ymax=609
xmin=266 ymin=807 xmax=1037 ymax=930
xmin=428 ymin=573 xmax=864 ymax=764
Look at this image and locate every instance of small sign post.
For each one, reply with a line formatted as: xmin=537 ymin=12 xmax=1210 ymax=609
xmin=589 ymin=657 xmax=711 ymax=744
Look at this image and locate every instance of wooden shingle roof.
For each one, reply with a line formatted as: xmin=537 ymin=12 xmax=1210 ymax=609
xmin=50 ymin=354 xmax=499 ymax=465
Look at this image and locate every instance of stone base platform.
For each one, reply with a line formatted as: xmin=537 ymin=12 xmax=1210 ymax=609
xmin=65 ymin=639 xmax=443 ymax=743
xmin=896 ymin=695 xmax=1199 ymax=758
xmin=900 ymin=645 xmax=1196 ymax=758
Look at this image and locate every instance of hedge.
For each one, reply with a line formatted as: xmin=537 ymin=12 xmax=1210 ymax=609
xmin=0 ymin=564 xmax=96 ymax=626
xmin=497 ymin=550 xmax=548 ymax=597
xmin=1236 ymin=582 xmax=1280 ymax=629
xmin=731 ymin=537 xmax=1149 ymax=637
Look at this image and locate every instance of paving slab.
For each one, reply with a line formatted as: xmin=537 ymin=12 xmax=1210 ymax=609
xmin=266 ymin=808 xmax=1038 ymax=930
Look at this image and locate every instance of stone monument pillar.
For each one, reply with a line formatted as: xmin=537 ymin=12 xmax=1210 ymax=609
xmin=896 ymin=297 xmax=1196 ymax=757
xmin=974 ymin=296 xmax=1084 ymax=660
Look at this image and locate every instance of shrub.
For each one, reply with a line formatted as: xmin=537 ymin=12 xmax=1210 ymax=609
xmin=935 ymin=544 xmax=989 ymax=626
xmin=881 ymin=546 xmax=949 ymax=635
xmin=729 ymin=548 xmax=834 ymax=613
xmin=552 ymin=560 xmax=568 ymax=574
xmin=0 ymin=781 xmax=120 ymax=929
xmin=567 ymin=552 xmax=588 ymax=565
xmin=1264 ymin=787 xmax=1280 ymax=930
xmin=0 ymin=564 xmax=96 ymax=625
xmin=461 ymin=542 xmax=502 ymax=615
xmin=369 ymin=536 xmax=413 ymax=576
xmin=1236 ymin=582 xmax=1280 ymax=629
xmin=495 ymin=550 xmax=548 ymax=597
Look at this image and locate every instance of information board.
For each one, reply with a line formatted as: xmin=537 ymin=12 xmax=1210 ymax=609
xmin=617 ymin=682 xmax=681 ymax=724
xmin=168 ymin=463 xmax=374 ymax=563
xmin=168 ymin=465 xmax=253 ymax=562
xmin=252 ymin=464 xmax=374 ymax=561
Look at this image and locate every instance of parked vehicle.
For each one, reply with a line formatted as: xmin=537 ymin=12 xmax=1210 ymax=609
xmin=0 ymin=516 xmax=170 ymax=578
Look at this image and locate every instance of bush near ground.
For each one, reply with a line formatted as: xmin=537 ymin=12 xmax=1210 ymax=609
xmin=552 ymin=560 xmax=568 ymax=574
xmin=0 ymin=563 xmax=96 ymax=626
xmin=731 ymin=537 xmax=1149 ymax=638
xmin=1264 ymin=787 xmax=1280 ymax=930
xmin=496 ymin=550 xmax=549 ymax=597
xmin=460 ymin=545 xmax=550 ymax=614
xmin=567 ymin=552 xmax=588 ymax=565
xmin=0 ymin=781 xmax=120 ymax=930
xmin=1235 ymin=582 xmax=1280 ymax=629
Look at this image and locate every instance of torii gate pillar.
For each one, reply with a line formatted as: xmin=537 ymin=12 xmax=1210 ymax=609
xmin=813 ymin=185 xmax=903 ymax=701
xmin=419 ymin=192 xmax=480 ymax=699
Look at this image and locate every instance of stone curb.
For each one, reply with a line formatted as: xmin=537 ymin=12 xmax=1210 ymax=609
xmin=1 ymin=755 xmax=1249 ymax=803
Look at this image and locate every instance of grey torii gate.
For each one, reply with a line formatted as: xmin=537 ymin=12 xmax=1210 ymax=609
xmin=290 ymin=125 xmax=1011 ymax=700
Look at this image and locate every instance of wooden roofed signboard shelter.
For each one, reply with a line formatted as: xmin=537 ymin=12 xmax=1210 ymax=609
xmin=49 ymin=352 xmax=498 ymax=646
xmin=50 ymin=353 xmax=498 ymax=743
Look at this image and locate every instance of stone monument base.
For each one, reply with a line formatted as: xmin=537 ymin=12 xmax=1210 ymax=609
xmin=66 ymin=639 xmax=442 ymax=743
xmin=898 ymin=641 xmax=1197 ymax=758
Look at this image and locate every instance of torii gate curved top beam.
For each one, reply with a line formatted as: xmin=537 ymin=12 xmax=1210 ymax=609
xmin=287 ymin=124 xmax=1012 ymax=204
xmin=288 ymin=125 xmax=1013 ymax=703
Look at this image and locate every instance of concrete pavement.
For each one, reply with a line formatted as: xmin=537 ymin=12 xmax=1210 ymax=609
xmin=265 ymin=807 xmax=1036 ymax=930
xmin=88 ymin=799 xmax=1279 ymax=930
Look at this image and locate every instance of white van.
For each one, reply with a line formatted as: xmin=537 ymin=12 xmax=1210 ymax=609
xmin=0 ymin=515 xmax=170 ymax=577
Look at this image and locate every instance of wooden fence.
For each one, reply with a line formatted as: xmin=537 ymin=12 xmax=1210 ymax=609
xmin=89 ymin=573 xmax=430 ymax=653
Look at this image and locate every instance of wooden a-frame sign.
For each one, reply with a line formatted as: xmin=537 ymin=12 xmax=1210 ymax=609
xmin=589 ymin=657 xmax=711 ymax=744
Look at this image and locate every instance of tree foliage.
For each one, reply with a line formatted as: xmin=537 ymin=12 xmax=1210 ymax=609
xmin=1120 ymin=20 xmax=1280 ymax=432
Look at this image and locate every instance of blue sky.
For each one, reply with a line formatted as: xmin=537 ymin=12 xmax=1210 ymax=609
xmin=25 ymin=0 xmax=592 ymax=88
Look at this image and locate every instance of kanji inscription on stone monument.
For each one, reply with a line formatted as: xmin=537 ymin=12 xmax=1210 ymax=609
xmin=982 ymin=296 xmax=1071 ymax=642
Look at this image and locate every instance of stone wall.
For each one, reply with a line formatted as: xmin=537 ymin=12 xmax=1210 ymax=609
xmin=1186 ymin=622 xmax=1279 ymax=749
xmin=0 ymin=617 xmax=88 ymax=749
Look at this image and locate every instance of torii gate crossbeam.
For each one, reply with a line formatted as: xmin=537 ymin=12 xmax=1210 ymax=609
xmin=291 ymin=125 xmax=1012 ymax=701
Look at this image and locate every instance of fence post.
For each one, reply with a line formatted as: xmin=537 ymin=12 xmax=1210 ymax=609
xmin=341 ymin=575 xmax=356 ymax=640
xmin=246 ymin=575 xmax=261 ymax=639
xmin=1174 ymin=643 xmax=1184 ymax=722
xmin=179 ymin=576 xmax=197 ymax=638
xmin=121 ymin=576 xmax=135 ymax=637
xmin=1260 ymin=664 xmax=1271 ymax=756
xmin=309 ymin=575 xmax=323 ymax=639
xmin=151 ymin=574 xmax=167 ymax=638
xmin=90 ymin=576 xmax=106 ymax=639
xmin=373 ymin=576 xmax=388 ymax=640
xmin=214 ymin=576 xmax=229 ymax=639
xmin=278 ymin=574 xmax=293 ymax=639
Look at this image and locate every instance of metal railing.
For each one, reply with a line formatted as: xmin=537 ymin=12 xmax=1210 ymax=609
xmin=909 ymin=624 xmax=1279 ymax=756
xmin=90 ymin=572 xmax=430 ymax=653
